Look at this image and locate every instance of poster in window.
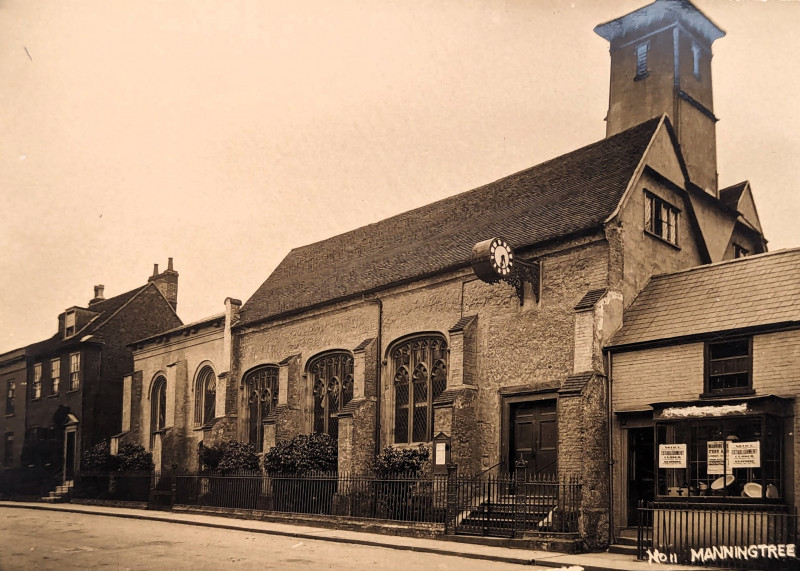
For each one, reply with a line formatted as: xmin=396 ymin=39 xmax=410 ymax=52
xmin=707 ymin=441 xmax=732 ymax=475
xmin=729 ymin=441 xmax=760 ymax=468
xmin=659 ymin=443 xmax=686 ymax=468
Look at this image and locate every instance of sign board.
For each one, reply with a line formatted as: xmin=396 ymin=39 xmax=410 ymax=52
xmin=659 ymin=443 xmax=687 ymax=468
xmin=435 ymin=442 xmax=447 ymax=465
xmin=707 ymin=441 xmax=731 ymax=475
xmin=729 ymin=441 xmax=760 ymax=468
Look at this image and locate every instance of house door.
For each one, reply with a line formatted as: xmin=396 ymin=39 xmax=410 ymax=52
xmin=627 ymin=427 xmax=655 ymax=525
xmin=63 ymin=429 xmax=76 ymax=483
xmin=509 ymin=400 xmax=557 ymax=478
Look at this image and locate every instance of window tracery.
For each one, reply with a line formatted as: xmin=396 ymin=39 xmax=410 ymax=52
xmin=309 ymin=352 xmax=353 ymax=440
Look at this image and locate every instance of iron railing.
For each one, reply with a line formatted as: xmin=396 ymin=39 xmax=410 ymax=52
xmin=73 ymin=471 xmax=153 ymax=502
xmin=638 ymin=500 xmax=800 ymax=570
xmin=453 ymin=471 xmax=581 ymax=537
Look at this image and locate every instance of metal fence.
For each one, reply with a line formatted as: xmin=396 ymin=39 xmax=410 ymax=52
xmin=638 ymin=501 xmax=800 ymax=570
xmin=73 ymin=471 xmax=153 ymax=502
xmin=171 ymin=471 xmax=448 ymax=524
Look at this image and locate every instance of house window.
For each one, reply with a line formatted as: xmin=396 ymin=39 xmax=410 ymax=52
xmin=309 ymin=352 xmax=354 ymax=441
xmin=734 ymin=244 xmax=749 ymax=258
xmin=194 ymin=366 xmax=217 ymax=427
xmin=645 ymin=191 xmax=680 ymax=246
xmin=3 ymin=433 xmax=12 ymax=467
xmin=635 ymin=42 xmax=649 ymax=79
xmin=391 ymin=335 xmax=448 ymax=444
xmin=5 ymin=381 xmax=15 ymax=415
xmin=65 ymin=310 xmax=76 ymax=337
xmin=51 ymin=358 xmax=60 ymax=395
xmin=244 ymin=366 xmax=278 ymax=452
xmin=32 ymin=364 xmax=42 ymax=399
xmin=705 ymin=338 xmax=752 ymax=395
xmin=69 ymin=352 xmax=80 ymax=391
xmin=656 ymin=416 xmax=782 ymax=499
xmin=151 ymin=375 xmax=167 ymax=437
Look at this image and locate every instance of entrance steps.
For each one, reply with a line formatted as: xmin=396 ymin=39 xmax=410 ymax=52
xmin=41 ymin=480 xmax=74 ymax=503
xmin=607 ymin=527 xmax=638 ymax=556
xmin=456 ymin=494 xmax=557 ymax=536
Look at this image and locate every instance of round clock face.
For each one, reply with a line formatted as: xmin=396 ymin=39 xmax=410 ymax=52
xmin=490 ymin=238 xmax=513 ymax=276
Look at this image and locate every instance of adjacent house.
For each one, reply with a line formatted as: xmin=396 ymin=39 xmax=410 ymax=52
xmin=608 ymin=248 xmax=800 ymax=530
xmin=17 ymin=261 xmax=181 ymax=494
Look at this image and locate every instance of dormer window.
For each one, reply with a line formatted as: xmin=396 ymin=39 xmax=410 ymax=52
xmin=65 ymin=310 xmax=76 ymax=338
xmin=635 ymin=42 xmax=649 ymax=80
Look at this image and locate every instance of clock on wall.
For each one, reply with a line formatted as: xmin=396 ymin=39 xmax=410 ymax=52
xmin=471 ymin=237 xmax=514 ymax=282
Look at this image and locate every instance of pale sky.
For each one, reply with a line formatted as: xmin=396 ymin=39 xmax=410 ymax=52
xmin=1 ymin=0 xmax=799 ymax=354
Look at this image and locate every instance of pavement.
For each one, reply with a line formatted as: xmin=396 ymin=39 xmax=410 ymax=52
xmin=0 ymin=500 xmax=702 ymax=571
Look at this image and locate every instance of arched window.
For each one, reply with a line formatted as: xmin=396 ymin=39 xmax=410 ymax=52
xmin=194 ymin=366 xmax=217 ymax=427
xmin=243 ymin=366 xmax=278 ymax=452
xmin=150 ymin=375 xmax=167 ymax=444
xmin=391 ymin=336 xmax=447 ymax=444
xmin=309 ymin=352 xmax=353 ymax=441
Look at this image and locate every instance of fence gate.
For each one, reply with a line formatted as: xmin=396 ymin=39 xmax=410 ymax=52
xmin=454 ymin=472 xmax=516 ymax=537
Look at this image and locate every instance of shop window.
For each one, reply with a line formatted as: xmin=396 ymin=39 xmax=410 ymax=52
xmin=656 ymin=416 xmax=782 ymax=500
xmin=644 ymin=191 xmax=680 ymax=246
xmin=5 ymin=381 xmax=14 ymax=415
xmin=391 ymin=335 xmax=447 ymax=444
xmin=194 ymin=366 xmax=217 ymax=427
xmin=32 ymin=364 xmax=42 ymax=399
xmin=705 ymin=338 xmax=752 ymax=395
xmin=309 ymin=352 xmax=353 ymax=441
xmin=243 ymin=366 xmax=278 ymax=452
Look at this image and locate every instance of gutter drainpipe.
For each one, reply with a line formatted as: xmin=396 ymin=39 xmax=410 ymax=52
xmin=364 ymin=297 xmax=383 ymax=459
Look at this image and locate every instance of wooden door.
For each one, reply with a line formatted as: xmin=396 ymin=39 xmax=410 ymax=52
xmin=510 ymin=401 xmax=557 ymax=478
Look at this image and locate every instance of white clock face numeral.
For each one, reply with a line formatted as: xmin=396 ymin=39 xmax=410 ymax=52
xmin=489 ymin=239 xmax=513 ymax=276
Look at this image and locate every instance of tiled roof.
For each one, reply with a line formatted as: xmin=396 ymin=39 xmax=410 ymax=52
xmin=239 ymin=118 xmax=663 ymax=326
xmin=719 ymin=181 xmax=747 ymax=211
xmin=574 ymin=288 xmax=608 ymax=311
xmin=610 ymin=248 xmax=800 ymax=347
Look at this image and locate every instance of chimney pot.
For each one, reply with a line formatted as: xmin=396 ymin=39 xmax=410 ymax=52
xmin=153 ymin=263 xmax=159 ymax=277
xmin=167 ymin=257 xmax=174 ymax=271
xmin=94 ymin=285 xmax=105 ymax=299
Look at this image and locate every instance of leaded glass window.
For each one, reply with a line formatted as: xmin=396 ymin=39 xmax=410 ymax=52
xmin=309 ymin=352 xmax=354 ymax=441
xmin=194 ymin=366 xmax=217 ymax=427
xmin=392 ymin=336 xmax=447 ymax=444
xmin=244 ymin=366 xmax=278 ymax=452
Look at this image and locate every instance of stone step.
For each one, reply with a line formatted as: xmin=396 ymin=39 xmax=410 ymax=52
xmin=608 ymin=544 xmax=639 ymax=556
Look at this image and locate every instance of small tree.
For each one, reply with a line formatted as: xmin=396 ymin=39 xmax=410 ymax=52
xmin=263 ymin=433 xmax=337 ymax=474
xmin=201 ymin=440 xmax=259 ymax=473
xmin=374 ymin=444 xmax=430 ymax=477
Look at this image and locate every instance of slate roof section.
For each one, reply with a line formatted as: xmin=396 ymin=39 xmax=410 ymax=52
xmin=719 ymin=181 xmax=747 ymax=211
xmin=610 ymin=248 xmax=800 ymax=348
xmin=559 ymin=372 xmax=595 ymax=395
xmin=574 ymin=288 xmax=608 ymax=311
xmin=239 ymin=117 xmax=664 ymax=326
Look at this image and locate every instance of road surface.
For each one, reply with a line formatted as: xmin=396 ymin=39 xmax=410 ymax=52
xmin=0 ymin=507 xmax=550 ymax=570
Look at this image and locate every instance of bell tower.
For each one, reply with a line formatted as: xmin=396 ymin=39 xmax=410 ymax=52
xmin=595 ymin=0 xmax=724 ymax=195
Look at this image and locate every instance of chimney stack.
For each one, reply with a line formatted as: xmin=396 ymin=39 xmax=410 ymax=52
xmin=89 ymin=284 xmax=106 ymax=306
xmin=148 ymin=259 xmax=179 ymax=312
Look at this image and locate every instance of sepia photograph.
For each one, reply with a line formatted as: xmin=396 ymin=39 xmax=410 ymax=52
xmin=1 ymin=1 xmax=799 ymax=569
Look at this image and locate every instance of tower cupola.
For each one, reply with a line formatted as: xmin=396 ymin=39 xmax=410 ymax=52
xmin=595 ymin=0 xmax=724 ymax=195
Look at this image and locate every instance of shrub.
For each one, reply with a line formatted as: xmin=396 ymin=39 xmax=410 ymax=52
xmin=263 ymin=433 xmax=337 ymax=474
xmin=82 ymin=441 xmax=119 ymax=472
xmin=116 ymin=443 xmax=154 ymax=471
xmin=374 ymin=444 xmax=430 ymax=477
xmin=201 ymin=440 xmax=260 ymax=473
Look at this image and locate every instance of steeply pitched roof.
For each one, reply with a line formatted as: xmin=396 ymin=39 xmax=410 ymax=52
xmin=610 ymin=248 xmax=800 ymax=348
xmin=240 ymin=118 xmax=663 ymax=326
xmin=719 ymin=181 xmax=747 ymax=211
